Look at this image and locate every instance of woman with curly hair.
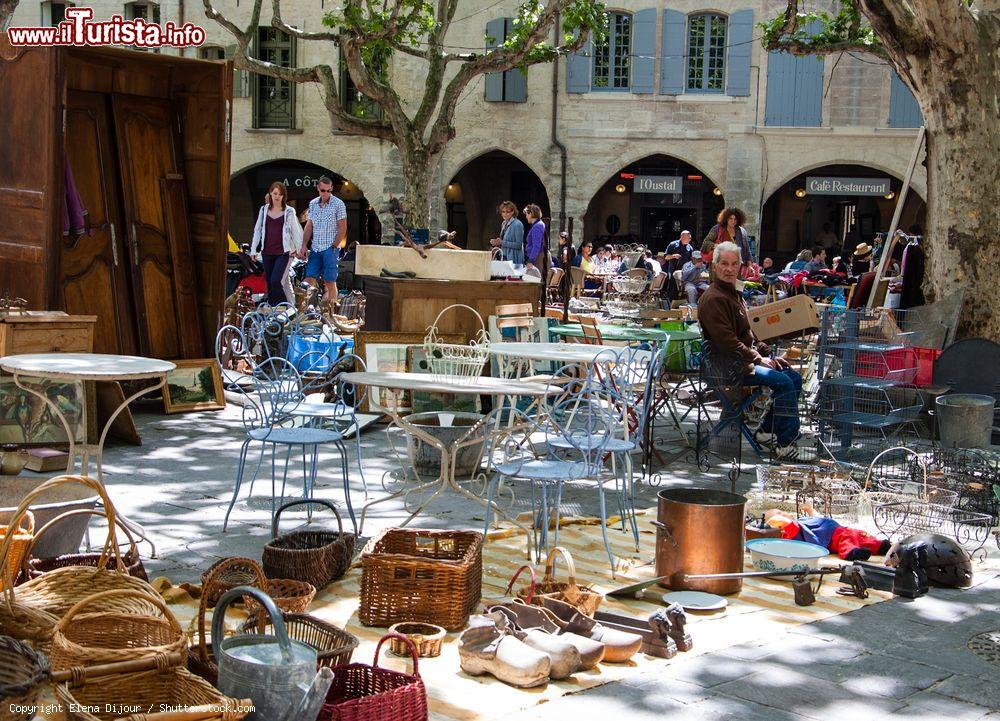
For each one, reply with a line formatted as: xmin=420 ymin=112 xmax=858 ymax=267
xmin=703 ymin=207 xmax=751 ymax=265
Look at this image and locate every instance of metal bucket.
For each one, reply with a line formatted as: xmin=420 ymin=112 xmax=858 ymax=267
xmin=406 ymin=411 xmax=485 ymax=477
xmin=654 ymin=488 xmax=747 ymax=595
xmin=936 ymin=394 xmax=996 ymax=449
xmin=0 ymin=476 xmax=99 ymax=557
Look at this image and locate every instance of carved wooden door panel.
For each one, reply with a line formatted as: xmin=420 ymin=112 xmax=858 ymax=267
xmin=61 ymin=90 xmax=138 ymax=355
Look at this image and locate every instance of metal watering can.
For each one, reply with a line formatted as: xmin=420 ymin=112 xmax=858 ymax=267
xmin=213 ymin=586 xmax=333 ymax=721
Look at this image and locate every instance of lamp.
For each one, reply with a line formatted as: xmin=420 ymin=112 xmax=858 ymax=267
xmin=615 ymin=184 xmax=626 ymax=193
xmin=884 ymin=191 xmax=896 ymax=200
xmin=794 ymin=188 xmax=806 ymax=198
xmin=712 ymin=187 xmax=723 ymax=196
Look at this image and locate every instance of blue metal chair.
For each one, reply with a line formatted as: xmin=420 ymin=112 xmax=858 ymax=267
xmin=696 ymin=344 xmax=764 ymax=463
xmin=482 ymin=365 xmax=621 ymax=574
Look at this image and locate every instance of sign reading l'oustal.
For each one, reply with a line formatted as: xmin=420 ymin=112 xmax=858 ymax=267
xmin=806 ymin=176 xmax=891 ymax=196
xmin=634 ymin=175 xmax=683 ymax=194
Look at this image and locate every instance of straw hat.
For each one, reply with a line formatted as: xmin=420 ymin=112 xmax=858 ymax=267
xmin=854 ymin=242 xmax=873 ymax=257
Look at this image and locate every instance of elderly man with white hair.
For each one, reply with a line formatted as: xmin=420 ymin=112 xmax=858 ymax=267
xmin=697 ymin=241 xmax=803 ymax=459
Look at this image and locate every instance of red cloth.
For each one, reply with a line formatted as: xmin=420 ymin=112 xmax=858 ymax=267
xmin=830 ymin=526 xmax=884 ymax=560
xmin=238 ymin=273 xmax=266 ymax=294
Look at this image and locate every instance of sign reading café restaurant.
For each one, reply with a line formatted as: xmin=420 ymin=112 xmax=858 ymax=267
xmin=806 ymin=176 xmax=891 ymax=196
xmin=634 ymin=175 xmax=683 ymax=194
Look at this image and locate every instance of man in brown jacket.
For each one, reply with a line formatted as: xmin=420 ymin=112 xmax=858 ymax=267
xmin=698 ymin=242 xmax=802 ymax=460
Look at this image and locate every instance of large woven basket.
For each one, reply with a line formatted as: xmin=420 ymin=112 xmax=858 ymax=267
xmin=0 ymin=512 xmax=33 ymax=593
xmin=359 ymin=528 xmax=482 ymax=631
xmin=245 ymin=578 xmax=316 ymax=615
xmin=53 ymin=651 xmax=250 ymax=721
xmin=510 ymin=547 xmax=602 ymax=617
xmin=240 ymin=611 xmax=358 ymax=669
xmin=18 ymin=508 xmax=147 ymax=585
xmin=49 ymin=589 xmax=188 ymax=672
xmin=318 ymin=633 xmax=427 ymax=721
xmin=189 ymin=557 xmax=267 ymax=684
xmin=0 ymin=475 xmax=159 ymax=652
xmin=262 ymin=499 xmax=356 ymax=589
xmin=0 ymin=635 xmax=49 ymax=721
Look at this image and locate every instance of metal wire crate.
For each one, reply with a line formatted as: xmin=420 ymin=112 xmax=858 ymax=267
xmin=872 ymin=501 xmax=994 ymax=552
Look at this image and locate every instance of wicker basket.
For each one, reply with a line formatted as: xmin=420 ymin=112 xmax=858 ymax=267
xmin=0 ymin=512 xmax=32 ymax=593
xmin=18 ymin=508 xmax=147 ymax=585
xmin=189 ymin=557 xmax=267 ymax=684
xmin=510 ymin=547 xmax=602 ymax=617
xmin=262 ymin=499 xmax=356 ymax=589
xmin=53 ymin=652 xmax=250 ymax=721
xmin=49 ymin=589 xmax=188 ymax=672
xmin=245 ymin=578 xmax=316 ymax=614
xmin=359 ymin=528 xmax=482 ymax=631
xmin=386 ymin=623 xmax=445 ymax=658
xmin=240 ymin=611 xmax=358 ymax=668
xmin=0 ymin=635 xmax=49 ymax=721
xmin=200 ymin=556 xmax=266 ymax=607
xmin=0 ymin=475 xmax=158 ymax=652
xmin=318 ymin=633 xmax=428 ymax=721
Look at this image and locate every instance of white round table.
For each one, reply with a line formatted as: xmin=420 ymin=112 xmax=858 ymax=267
xmin=487 ymin=342 xmax=626 ymax=364
xmin=342 ymin=371 xmax=551 ymax=549
xmin=0 ymin=353 xmax=175 ymax=556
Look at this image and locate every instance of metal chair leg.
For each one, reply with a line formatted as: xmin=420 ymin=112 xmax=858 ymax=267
xmin=336 ymin=440 xmax=358 ymax=534
xmin=223 ymin=439 xmax=252 ymax=532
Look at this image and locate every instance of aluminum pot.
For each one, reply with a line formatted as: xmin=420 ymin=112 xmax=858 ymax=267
xmin=654 ymin=488 xmax=747 ymax=595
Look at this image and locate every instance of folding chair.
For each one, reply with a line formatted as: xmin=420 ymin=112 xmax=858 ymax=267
xmin=695 ymin=345 xmax=764 ymax=464
xmin=578 ymin=316 xmax=605 ymax=345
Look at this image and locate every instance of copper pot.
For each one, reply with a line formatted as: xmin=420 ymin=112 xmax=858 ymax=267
xmin=654 ymin=488 xmax=746 ymax=595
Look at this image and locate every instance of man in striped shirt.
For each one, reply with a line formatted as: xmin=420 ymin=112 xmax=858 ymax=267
xmin=299 ymin=176 xmax=347 ymax=301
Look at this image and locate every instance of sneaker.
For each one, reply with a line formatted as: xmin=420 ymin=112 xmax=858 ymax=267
xmin=754 ymin=430 xmax=777 ymax=448
xmin=776 ymin=444 xmax=799 ymax=461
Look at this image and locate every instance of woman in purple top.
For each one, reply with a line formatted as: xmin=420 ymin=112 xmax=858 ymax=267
xmin=523 ymin=204 xmax=546 ymax=271
xmin=250 ymin=181 xmax=303 ymax=306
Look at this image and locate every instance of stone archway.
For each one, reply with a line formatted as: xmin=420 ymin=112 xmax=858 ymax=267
xmin=583 ymin=154 xmax=725 ymax=253
xmin=444 ymin=150 xmax=552 ymax=251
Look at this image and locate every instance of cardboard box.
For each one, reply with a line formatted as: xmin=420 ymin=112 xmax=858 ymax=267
xmin=747 ymin=295 xmax=820 ymax=341
xmin=356 ymin=245 xmax=491 ymax=282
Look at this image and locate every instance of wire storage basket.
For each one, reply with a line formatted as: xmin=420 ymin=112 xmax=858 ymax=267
xmin=611 ymin=275 xmax=647 ymax=295
xmin=421 ymin=304 xmax=490 ymax=383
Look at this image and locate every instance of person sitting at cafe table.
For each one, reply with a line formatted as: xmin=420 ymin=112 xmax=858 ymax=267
xmin=805 ymin=246 xmax=828 ymax=273
xmin=575 ymin=240 xmax=596 ymax=274
xmin=698 ymin=242 xmax=803 ymax=461
xmin=680 ymin=251 xmax=709 ymax=306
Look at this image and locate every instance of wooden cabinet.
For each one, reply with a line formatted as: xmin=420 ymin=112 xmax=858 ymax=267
xmin=0 ymin=312 xmax=97 ymax=356
xmin=361 ymin=277 xmax=540 ymax=342
xmin=0 ymin=42 xmax=231 ymax=359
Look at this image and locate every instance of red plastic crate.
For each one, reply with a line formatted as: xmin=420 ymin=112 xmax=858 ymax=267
xmin=856 ymin=347 xmax=940 ymax=387
xmin=913 ymin=347 xmax=942 ymax=387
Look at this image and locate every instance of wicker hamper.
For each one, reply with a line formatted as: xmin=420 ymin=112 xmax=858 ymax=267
xmin=262 ymin=499 xmax=356 ymax=589
xmin=239 ymin=611 xmax=358 ymax=669
xmin=359 ymin=528 xmax=482 ymax=631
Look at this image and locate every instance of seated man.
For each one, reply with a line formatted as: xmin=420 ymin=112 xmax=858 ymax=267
xmin=680 ymin=251 xmax=709 ymax=306
xmin=698 ymin=242 xmax=803 ymax=460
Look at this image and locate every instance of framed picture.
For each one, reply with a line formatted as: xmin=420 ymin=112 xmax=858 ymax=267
xmin=162 ymin=360 xmax=226 ymax=414
xmin=355 ymin=331 xmax=462 ymax=414
xmin=0 ymin=376 xmax=96 ymax=445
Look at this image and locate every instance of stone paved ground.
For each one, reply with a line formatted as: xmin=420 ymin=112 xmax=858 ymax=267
xmin=87 ymin=405 xmax=1000 ymax=720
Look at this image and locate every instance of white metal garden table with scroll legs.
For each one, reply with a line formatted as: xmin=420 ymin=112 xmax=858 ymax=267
xmin=0 ymin=353 xmax=176 ymax=555
xmin=342 ymin=370 xmax=554 ymax=549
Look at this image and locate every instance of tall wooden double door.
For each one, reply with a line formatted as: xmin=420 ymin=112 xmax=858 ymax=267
xmin=61 ymin=90 xmax=202 ymax=359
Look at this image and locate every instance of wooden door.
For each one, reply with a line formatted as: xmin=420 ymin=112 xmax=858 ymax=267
xmin=112 ymin=94 xmax=198 ymax=359
xmin=61 ymin=90 xmax=139 ymax=355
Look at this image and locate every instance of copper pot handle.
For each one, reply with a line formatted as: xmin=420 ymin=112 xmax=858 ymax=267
xmin=652 ymin=520 xmax=678 ymax=548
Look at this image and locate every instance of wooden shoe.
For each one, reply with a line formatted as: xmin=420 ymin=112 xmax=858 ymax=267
xmin=537 ymin=597 xmax=643 ymax=663
xmin=505 ymin=600 xmax=605 ymax=669
xmin=487 ymin=606 xmax=581 ymax=679
xmin=459 ymin=613 xmax=551 ymax=688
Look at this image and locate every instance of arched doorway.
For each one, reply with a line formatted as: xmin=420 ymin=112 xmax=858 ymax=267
xmin=229 ymin=160 xmax=380 ymax=248
xmin=584 ymin=155 xmax=725 ymax=253
xmin=760 ymin=163 xmax=926 ymax=266
xmin=446 ymin=151 xmax=551 ymax=251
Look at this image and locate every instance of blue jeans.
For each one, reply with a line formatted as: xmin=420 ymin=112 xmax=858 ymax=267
xmin=745 ymin=365 xmax=802 ymax=445
xmin=261 ymin=253 xmax=290 ymax=306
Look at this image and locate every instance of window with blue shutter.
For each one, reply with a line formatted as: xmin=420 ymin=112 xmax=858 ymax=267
xmin=726 ymin=9 xmax=753 ymax=96
xmin=593 ymin=11 xmax=632 ymax=91
xmin=485 ymin=18 xmax=527 ymax=102
xmin=764 ymin=20 xmax=824 ymax=126
xmin=631 ymin=8 xmax=656 ymax=94
xmin=566 ymin=36 xmax=592 ymax=93
xmin=659 ymin=9 xmax=686 ymax=95
xmin=888 ymin=71 xmax=922 ymax=128
xmin=686 ymin=13 xmax=726 ymax=93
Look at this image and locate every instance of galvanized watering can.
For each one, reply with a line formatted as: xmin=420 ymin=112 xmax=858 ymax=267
xmin=213 ymin=586 xmax=333 ymax=721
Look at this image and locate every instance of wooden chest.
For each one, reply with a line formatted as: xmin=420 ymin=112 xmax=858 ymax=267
xmin=0 ymin=312 xmax=97 ymax=356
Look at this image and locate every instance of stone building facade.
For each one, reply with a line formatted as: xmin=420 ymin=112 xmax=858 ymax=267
xmin=12 ymin=0 xmax=928 ymax=261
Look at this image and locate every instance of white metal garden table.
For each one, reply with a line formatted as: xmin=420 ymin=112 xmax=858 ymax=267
xmin=342 ymin=370 xmax=554 ymax=542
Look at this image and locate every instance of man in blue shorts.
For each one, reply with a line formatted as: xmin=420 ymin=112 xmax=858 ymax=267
xmin=299 ymin=176 xmax=347 ymax=302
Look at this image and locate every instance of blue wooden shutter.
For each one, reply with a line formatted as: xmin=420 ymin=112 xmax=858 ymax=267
xmin=888 ymin=71 xmax=922 ymax=127
xmin=659 ymin=9 xmax=685 ymax=95
xmin=485 ymin=18 xmax=505 ymax=102
xmin=631 ymin=8 xmax=656 ymax=93
xmin=566 ymin=34 xmax=591 ymax=93
xmin=503 ymin=18 xmax=527 ymax=102
xmin=726 ymin=8 xmax=753 ymax=96
xmin=764 ymin=21 xmax=823 ymax=126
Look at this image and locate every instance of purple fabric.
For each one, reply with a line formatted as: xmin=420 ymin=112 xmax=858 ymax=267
xmin=525 ymin=220 xmax=546 ymax=265
xmin=263 ymin=214 xmax=285 ymax=255
xmin=62 ymin=153 xmax=87 ymax=236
